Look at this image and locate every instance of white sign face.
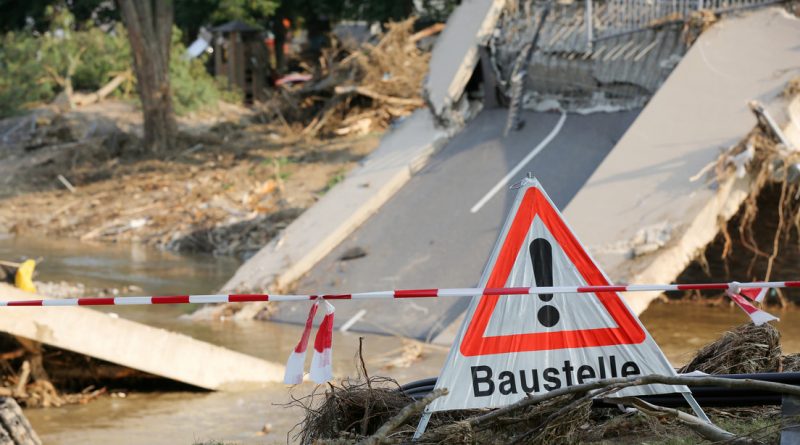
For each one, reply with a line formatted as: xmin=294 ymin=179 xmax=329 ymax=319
xmin=427 ymin=178 xmax=687 ymax=412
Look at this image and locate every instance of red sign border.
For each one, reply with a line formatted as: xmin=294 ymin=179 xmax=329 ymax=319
xmin=460 ymin=187 xmax=646 ymax=357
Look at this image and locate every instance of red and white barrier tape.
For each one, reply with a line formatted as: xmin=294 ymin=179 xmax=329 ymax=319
xmin=1 ymin=281 xmax=797 ymax=307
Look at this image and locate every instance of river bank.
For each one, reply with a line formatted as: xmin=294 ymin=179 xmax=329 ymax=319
xmin=0 ymin=100 xmax=382 ymax=261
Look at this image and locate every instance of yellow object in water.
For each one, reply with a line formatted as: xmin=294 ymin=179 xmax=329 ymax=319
xmin=14 ymin=259 xmax=36 ymax=293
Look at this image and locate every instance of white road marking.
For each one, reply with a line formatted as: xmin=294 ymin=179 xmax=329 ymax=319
xmin=339 ymin=309 xmax=367 ymax=332
xmin=470 ymin=112 xmax=567 ymax=214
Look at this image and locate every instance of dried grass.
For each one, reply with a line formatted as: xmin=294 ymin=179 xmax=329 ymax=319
xmin=288 ymin=375 xmax=415 ymax=444
xmin=683 ymin=9 xmax=718 ymax=45
xmin=781 ymin=353 xmax=800 ymax=372
xmin=679 ymin=323 xmax=781 ymax=374
xmin=784 ymin=76 xmax=800 ymax=98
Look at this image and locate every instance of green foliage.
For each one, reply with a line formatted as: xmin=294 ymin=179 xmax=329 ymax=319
xmin=0 ymin=32 xmax=51 ymax=117
xmin=0 ymin=6 xmax=130 ymax=117
xmin=0 ymin=9 xmax=241 ymax=118
xmin=169 ymin=27 xmax=242 ymax=114
xmin=212 ymin=0 xmax=278 ymax=23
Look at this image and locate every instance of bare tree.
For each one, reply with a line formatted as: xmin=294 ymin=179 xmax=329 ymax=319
xmin=117 ymin=0 xmax=177 ymax=153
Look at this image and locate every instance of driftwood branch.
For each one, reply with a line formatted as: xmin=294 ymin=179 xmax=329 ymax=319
xmin=334 ymin=86 xmax=425 ymax=107
xmin=72 ymin=70 xmax=132 ymax=107
xmin=14 ymin=361 xmax=30 ymax=398
xmin=359 ymin=388 xmax=447 ymax=445
xmin=617 ymin=397 xmax=758 ymax=445
xmin=408 ymin=23 xmax=445 ymax=44
xmin=469 ymin=373 xmax=800 ymax=428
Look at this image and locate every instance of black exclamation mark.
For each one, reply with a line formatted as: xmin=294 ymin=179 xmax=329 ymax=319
xmin=530 ymin=238 xmax=560 ymax=327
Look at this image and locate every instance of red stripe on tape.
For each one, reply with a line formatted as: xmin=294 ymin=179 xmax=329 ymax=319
xmin=229 ymin=294 xmax=269 ymax=302
xmin=321 ymin=294 xmax=352 ymax=300
xmin=152 ymin=296 xmax=190 ymax=304
xmin=8 ymin=300 xmax=42 ymax=306
xmin=78 ymin=298 xmax=115 ymax=305
xmin=787 ymin=281 xmax=800 ymax=288
xmin=394 ymin=289 xmax=438 ymax=298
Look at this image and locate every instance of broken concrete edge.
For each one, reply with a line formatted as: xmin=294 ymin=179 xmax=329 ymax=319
xmin=424 ymin=0 xmax=505 ymax=118
xmin=0 ymin=284 xmax=285 ymax=390
xmin=624 ymin=93 xmax=800 ymax=314
xmin=622 ymin=176 xmax=751 ymax=314
xmin=221 ymin=108 xmax=458 ymax=296
xmin=784 ymin=94 xmax=800 ymax=151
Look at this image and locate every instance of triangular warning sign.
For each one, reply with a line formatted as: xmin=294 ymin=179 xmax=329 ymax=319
xmin=426 ymin=177 xmax=689 ymax=413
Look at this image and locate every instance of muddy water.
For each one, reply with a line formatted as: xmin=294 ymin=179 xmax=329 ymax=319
xmin=3 ymin=236 xmax=799 ymax=444
xmin=0 ymin=235 xmax=240 ymax=296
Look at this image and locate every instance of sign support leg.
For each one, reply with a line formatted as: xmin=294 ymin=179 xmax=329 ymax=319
xmin=683 ymin=392 xmax=711 ymax=423
xmin=413 ymin=411 xmax=432 ymax=441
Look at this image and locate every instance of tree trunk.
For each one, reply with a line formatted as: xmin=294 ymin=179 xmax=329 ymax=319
xmin=118 ymin=0 xmax=177 ymax=153
xmin=0 ymin=398 xmax=41 ymax=445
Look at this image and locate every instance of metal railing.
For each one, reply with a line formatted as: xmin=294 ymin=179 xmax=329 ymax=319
xmin=489 ymin=0 xmax=784 ymax=112
xmin=591 ymin=0 xmax=785 ymax=41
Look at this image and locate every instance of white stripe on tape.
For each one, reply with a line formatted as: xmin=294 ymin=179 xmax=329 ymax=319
xmin=114 ymin=296 xmax=152 ymax=305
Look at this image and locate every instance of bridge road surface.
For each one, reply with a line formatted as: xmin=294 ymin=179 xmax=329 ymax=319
xmin=275 ymin=109 xmax=640 ymax=340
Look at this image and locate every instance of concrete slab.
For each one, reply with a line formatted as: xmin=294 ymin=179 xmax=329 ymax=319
xmin=0 ymin=284 xmax=283 ymax=390
xmin=222 ymin=109 xmax=451 ymax=294
xmin=563 ymin=8 xmax=800 ymax=314
xmin=424 ymin=0 xmax=505 ymax=117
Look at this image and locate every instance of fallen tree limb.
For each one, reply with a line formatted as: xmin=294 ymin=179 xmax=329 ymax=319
xmin=468 ymin=373 xmax=800 ymax=428
xmin=617 ymin=396 xmax=758 ymax=445
xmin=334 ymin=85 xmax=425 ymax=107
xmin=359 ymin=389 xmax=447 ymax=445
xmin=409 ymin=23 xmax=445 ymax=44
xmin=72 ymin=70 xmax=132 ymax=107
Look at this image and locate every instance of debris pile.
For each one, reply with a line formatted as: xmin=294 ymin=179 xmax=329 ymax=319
xmin=291 ymin=375 xmax=591 ymax=445
xmin=0 ymin=100 xmax=380 ymax=260
xmin=678 ymin=323 xmax=781 ymax=374
xmin=293 ymin=324 xmax=793 ymax=444
xmin=261 ymin=17 xmax=434 ymax=139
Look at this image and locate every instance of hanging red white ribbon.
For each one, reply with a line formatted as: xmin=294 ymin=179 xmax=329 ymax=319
xmin=310 ymin=300 xmax=335 ymax=384
xmin=284 ymin=301 xmax=319 ymax=385
xmin=725 ymin=289 xmax=779 ymax=326
xmin=740 ymin=287 xmax=768 ymax=303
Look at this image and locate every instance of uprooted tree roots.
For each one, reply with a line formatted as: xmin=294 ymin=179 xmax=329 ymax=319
xmin=680 ymin=90 xmax=800 ymax=307
xmin=293 ymin=323 xmax=796 ymax=444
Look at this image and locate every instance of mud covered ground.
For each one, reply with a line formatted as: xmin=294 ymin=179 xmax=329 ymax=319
xmin=0 ymin=101 xmax=382 ymax=261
